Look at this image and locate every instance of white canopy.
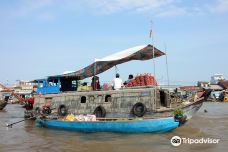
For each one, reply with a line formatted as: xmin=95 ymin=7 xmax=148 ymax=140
xmin=95 ymin=45 xmax=147 ymax=62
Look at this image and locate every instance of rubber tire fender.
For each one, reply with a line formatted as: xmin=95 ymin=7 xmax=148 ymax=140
xmin=132 ymin=102 xmax=146 ymax=117
xmin=42 ymin=107 xmax=52 ymax=115
xmin=58 ymin=104 xmax=68 ymax=116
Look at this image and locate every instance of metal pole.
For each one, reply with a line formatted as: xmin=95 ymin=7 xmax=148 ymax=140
xmin=93 ymin=61 xmax=96 ymax=90
xmin=115 ymin=65 xmax=118 ymax=75
xmin=150 ymin=21 xmax=156 ymax=80
xmin=164 ymin=43 xmax=170 ymax=87
xmin=150 ymin=20 xmax=157 ymax=109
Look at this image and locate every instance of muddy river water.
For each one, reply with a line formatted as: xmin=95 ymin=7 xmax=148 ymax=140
xmin=0 ymin=102 xmax=228 ymax=152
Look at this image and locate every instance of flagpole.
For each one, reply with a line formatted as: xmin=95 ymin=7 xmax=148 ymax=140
xmin=150 ymin=21 xmax=156 ymax=80
xmin=150 ymin=20 xmax=157 ymax=109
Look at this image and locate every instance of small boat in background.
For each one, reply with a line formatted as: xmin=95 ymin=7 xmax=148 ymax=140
xmin=35 ymin=116 xmax=180 ymax=133
xmin=0 ymin=100 xmax=7 ymax=110
xmin=0 ymin=93 xmax=7 ymax=110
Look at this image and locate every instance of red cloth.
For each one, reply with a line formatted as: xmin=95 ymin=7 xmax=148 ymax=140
xmin=28 ymin=97 xmax=34 ymax=105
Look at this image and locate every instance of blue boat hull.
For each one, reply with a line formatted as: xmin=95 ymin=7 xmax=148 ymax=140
xmin=36 ymin=117 xmax=179 ymax=133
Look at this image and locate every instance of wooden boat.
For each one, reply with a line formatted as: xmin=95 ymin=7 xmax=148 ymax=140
xmin=34 ymin=97 xmax=202 ymax=133
xmin=154 ymin=96 xmax=204 ymax=120
xmin=30 ymin=44 xmax=207 ymax=133
xmin=0 ymin=100 xmax=7 ymax=110
xmin=32 ymin=87 xmax=206 ymax=122
xmin=35 ymin=116 xmax=180 ymax=133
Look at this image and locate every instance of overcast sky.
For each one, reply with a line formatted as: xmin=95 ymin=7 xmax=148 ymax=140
xmin=0 ymin=0 xmax=228 ymax=86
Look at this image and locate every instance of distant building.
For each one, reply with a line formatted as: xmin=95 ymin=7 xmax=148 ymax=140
xmin=179 ymin=86 xmax=201 ymax=91
xmin=197 ymin=81 xmax=210 ymax=88
xmin=14 ymin=80 xmax=35 ymax=90
xmin=210 ymin=74 xmax=225 ymax=85
xmin=13 ymin=80 xmax=36 ymax=99
xmin=0 ymin=84 xmax=14 ymax=100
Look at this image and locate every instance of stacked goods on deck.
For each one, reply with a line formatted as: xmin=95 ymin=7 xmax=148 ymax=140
xmin=62 ymin=114 xmax=97 ymax=122
xmin=126 ymin=74 xmax=157 ymax=87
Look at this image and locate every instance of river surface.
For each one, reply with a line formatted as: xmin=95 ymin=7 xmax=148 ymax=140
xmin=0 ymin=102 xmax=228 ymax=152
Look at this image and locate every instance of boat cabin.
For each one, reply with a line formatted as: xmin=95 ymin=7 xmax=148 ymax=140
xmin=35 ymin=76 xmax=80 ymax=95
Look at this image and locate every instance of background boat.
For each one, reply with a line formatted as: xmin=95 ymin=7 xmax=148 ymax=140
xmin=0 ymin=100 xmax=7 ymax=110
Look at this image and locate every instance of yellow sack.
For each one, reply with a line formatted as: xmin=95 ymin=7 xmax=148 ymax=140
xmin=77 ymin=86 xmax=92 ymax=91
xmin=65 ymin=114 xmax=75 ymax=121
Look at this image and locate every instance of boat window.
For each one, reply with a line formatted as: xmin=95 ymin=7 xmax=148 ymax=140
xmin=39 ymin=81 xmax=43 ymax=88
xmin=105 ymin=95 xmax=111 ymax=102
xmin=48 ymin=79 xmax=53 ymax=86
xmin=54 ymin=79 xmax=58 ymax=86
xmin=81 ymin=96 xmax=86 ymax=103
xmin=89 ymin=96 xmax=95 ymax=102
xmin=97 ymin=95 xmax=103 ymax=102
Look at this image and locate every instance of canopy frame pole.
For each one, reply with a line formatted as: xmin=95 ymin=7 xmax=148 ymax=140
xmin=93 ymin=61 xmax=96 ymax=90
xmin=115 ymin=65 xmax=118 ymax=75
xmin=150 ymin=21 xmax=156 ymax=80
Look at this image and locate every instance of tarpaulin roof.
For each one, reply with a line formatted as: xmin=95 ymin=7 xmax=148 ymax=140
xmin=52 ymin=44 xmax=165 ymax=80
xmin=218 ymin=81 xmax=228 ymax=89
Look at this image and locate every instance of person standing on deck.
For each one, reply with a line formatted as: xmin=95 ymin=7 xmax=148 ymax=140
xmin=91 ymin=76 xmax=101 ymax=91
xmin=113 ymin=73 xmax=123 ymax=90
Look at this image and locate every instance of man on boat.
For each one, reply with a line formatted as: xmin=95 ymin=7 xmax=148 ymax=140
xmin=112 ymin=73 xmax=123 ymax=90
xmin=124 ymin=74 xmax=134 ymax=85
